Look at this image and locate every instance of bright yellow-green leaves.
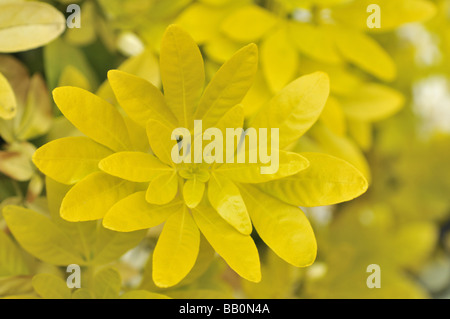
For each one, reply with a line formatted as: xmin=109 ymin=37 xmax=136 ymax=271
xmin=0 ymin=72 xmax=16 ymax=120
xmin=3 ymin=205 xmax=86 ymax=265
xmin=192 ymin=203 xmax=261 ymax=283
xmin=258 ymin=152 xmax=369 ymax=207
xmin=53 ymin=87 xmax=133 ymax=152
xmin=0 ymin=229 xmax=29 ymax=277
xmin=195 ymin=43 xmax=258 ymax=128
xmin=99 ymin=152 xmax=172 ymax=182
xmin=240 ymin=185 xmax=317 ymax=267
xmin=221 ymin=5 xmax=277 ymax=42
xmin=32 ymin=137 xmax=113 ymax=185
xmin=60 ymin=172 xmax=135 ymax=222
xmin=108 ymin=70 xmax=177 ymax=128
xmin=333 ymin=27 xmax=396 ymax=82
xmin=250 ymin=72 xmax=330 ymax=148
xmin=208 ymin=173 xmax=251 ymax=235
xmin=160 ymin=25 xmax=205 ymax=128
xmin=0 ymin=1 xmax=65 ymax=53
xmin=103 ymin=191 xmax=181 ymax=232
xmin=153 ymin=206 xmax=200 ymax=287
xmin=31 ymin=24 xmax=370 ymax=289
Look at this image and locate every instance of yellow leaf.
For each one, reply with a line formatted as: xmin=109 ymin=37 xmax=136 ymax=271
xmin=160 ymin=25 xmax=204 ymax=128
xmin=146 ymin=119 xmax=178 ymax=165
xmin=99 ymin=151 xmax=173 ymax=182
xmin=93 ymin=267 xmax=121 ymax=299
xmin=2 ymin=205 xmax=85 ymax=265
xmin=240 ymin=72 xmax=272 ymax=118
xmin=215 ymin=151 xmax=309 ymax=183
xmin=103 ymin=191 xmax=181 ymax=232
xmin=58 ymin=65 xmax=91 ymax=91
xmin=208 ymin=173 xmax=251 ymax=235
xmin=33 ymin=137 xmax=113 ymax=185
xmin=0 ymin=2 xmax=65 ymax=53
xmin=347 ymin=119 xmax=372 ymax=151
xmin=339 ymin=83 xmax=405 ymax=121
xmin=299 ymin=123 xmax=371 ymax=181
xmin=192 ymin=203 xmax=261 ymax=282
xmin=53 ymin=86 xmax=133 ymax=152
xmin=0 ymin=71 xmax=16 ymax=119
xmin=175 ymin=2 xmax=223 ymax=44
xmin=250 ymin=72 xmax=330 ymax=148
xmin=146 ymin=172 xmax=179 ymax=205
xmin=319 ymin=96 xmax=346 ymax=136
xmin=108 ymin=70 xmax=177 ymax=128
xmin=153 ymin=207 xmax=200 ymax=287
xmin=0 ymin=230 xmax=29 ymax=277
xmin=32 ymin=274 xmax=71 ymax=299
xmin=333 ymin=27 xmax=396 ymax=81
xmin=258 ymin=152 xmax=368 ymax=207
xmin=195 ymin=43 xmax=258 ymax=128
xmin=16 ymin=73 xmax=52 ymax=141
xmin=221 ymin=5 xmax=277 ymax=42
xmin=289 ymin=22 xmax=342 ymax=64
xmin=240 ymin=185 xmax=317 ymax=267
xmin=183 ymin=179 xmax=206 ymax=208
xmin=261 ymin=27 xmax=299 ymax=92
xmin=393 ymin=222 xmax=437 ymax=267
xmin=60 ymin=172 xmax=135 ymax=222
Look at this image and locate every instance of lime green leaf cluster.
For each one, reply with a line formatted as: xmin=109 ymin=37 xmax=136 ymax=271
xmin=33 ymin=25 xmax=368 ymax=288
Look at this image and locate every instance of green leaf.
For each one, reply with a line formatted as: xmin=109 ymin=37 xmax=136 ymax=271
xmin=258 ymin=152 xmax=368 ymax=207
xmin=192 ymin=203 xmax=261 ymax=282
xmin=3 ymin=205 xmax=85 ymax=266
xmin=160 ymin=25 xmax=205 ymax=128
xmin=153 ymin=206 xmax=200 ymax=288
xmin=32 ymin=274 xmax=71 ymax=299
xmin=239 ymin=185 xmax=317 ymax=267
xmin=0 ymin=230 xmax=29 ymax=277
xmin=250 ymin=72 xmax=330 ymax=148
xmin=44 ymin=38 xmax=98 ymax=90
xmin=0 ymin=1 xmax=65 ymax=53
xmin=33 ymin=137 xmax=113 ymax=185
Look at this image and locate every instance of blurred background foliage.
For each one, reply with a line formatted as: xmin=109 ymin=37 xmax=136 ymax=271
xmin=0 ymin=0 xmax=449 ymax=298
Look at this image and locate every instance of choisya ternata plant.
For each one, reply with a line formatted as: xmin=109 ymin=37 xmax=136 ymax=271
xmin=32 ymin=25 xmax=368 ymax=288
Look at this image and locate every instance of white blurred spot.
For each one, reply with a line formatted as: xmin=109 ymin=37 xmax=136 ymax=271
xmin=397 ymin=23 xmax=441 ymax=67
xmin=117 ymin=31 xmax=145 ymax=57
xmin=412 ymin=75 xmax=450 ymax=134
